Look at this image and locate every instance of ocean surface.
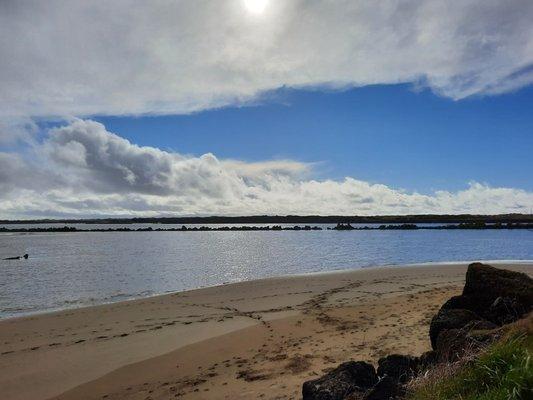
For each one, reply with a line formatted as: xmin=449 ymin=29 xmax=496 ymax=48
xmin=1 ymin=223 xmax=532 ymax=319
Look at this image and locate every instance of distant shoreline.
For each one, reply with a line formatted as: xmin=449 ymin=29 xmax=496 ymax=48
xmin=1 ymin=222 xmax=532 ymax=233
xmin=1 ymin=213 xmax=533 ymax=225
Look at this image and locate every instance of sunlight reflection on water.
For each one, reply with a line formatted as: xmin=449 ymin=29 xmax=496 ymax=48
xmin=0 ymin=226 xmax=531 ymax=318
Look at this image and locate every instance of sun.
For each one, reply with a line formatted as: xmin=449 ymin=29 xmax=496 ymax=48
xmin=243 ymin=0 xmax=269 ymax=14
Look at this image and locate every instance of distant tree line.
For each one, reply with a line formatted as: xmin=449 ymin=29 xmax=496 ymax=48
xmin=0 ymin=222 xmax=532 ymax=233
xmin=1 ymin=213 xmax=532 ymax=225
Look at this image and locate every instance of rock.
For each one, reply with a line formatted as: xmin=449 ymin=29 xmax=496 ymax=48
xmin=429 ymin=308 xmax=484 ymax=349
xmin=302 ymin=361 xmax=378 ymax=400
xmin=438 ymin=264 xmax=532 ymax=326
xmin=440 ymin=295 xmax=477 ymax=311
xmin=463 ymin=263 xmax=533 ymax=315
xmin=418 ymin=350 xmax=438 ymax=369
xmin=376 ymin=354 xmax=419 ymax=383
xmin=435 ymin=318 xmax=498 ymax=361
xmin=486 ymin=296 xmax=528 ymax=325
xmin=363 ymin=376 xmax=403 ymax=400
xmin=333 ymin=223 xmax=355 ymax=230
xmin=435 ymin=322 xmax=498 ymax=361
xmin=343 ymin=393 xmax=365 ymax=400
xmin=435 ymin=328 xmax=470 ymax=361
xmin=461 ymin=319 xmax=498 ymax=332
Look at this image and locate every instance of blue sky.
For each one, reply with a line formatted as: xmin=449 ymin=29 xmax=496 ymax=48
xmin=95 ymin=84 xmax=533 ymax=194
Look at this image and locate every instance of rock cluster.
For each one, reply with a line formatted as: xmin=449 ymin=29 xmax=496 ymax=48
xmin=302 ymin=263 xmax=532 ymax=400
xmin=431 ymin=262 xmax=532 ymax=360
xmin=302 ymin=361 xmax=378 ymax=400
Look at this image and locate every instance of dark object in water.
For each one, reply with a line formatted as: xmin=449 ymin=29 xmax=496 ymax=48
xmin=3 ymin=253 xmax=28 ymax=260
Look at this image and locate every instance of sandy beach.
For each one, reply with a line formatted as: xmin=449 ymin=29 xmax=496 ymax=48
xmin=0 ymin=262 xmax=531 ymax=400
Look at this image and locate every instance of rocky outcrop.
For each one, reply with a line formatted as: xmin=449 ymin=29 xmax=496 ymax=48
xmin=376 ymin=355 xmax=419 ymax=383
xmin=363 ymin=376 xmax=403 ymax=400
xmin=302 ymin=361 xmax=378 ymax=400
xmin=333 ymin=223 xmax=355 ymax=230
xmin=429 ymin=308 xmax=485 ymax=349
xmin=301 ymin=263 xmax=532 ymax=400
xmin=434 ymin=320 xmax=498 ymax=361
xmin=462 ymin=263 xmax=533 ymax=321
xmin=486 ymin=296 xmax=528 ymax=325
xmin=430 ymin=263 xmax=532 ymax=348
xmin=417 ymin=350 xmax=438 ymax=369
xmin=440 ymin=294 xmax=477 ymax=311
xmin=464 ymin=263 xmax=533 ymax=307
xmin=441 ymin=264 xmax=532 ymax=317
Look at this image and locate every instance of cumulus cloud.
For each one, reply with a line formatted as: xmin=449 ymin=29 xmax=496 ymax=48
xmin=0 ymin=0 xmax=532 ymax=119
xmin=0 ymin=119 xmax=531 ymax=218
xmin=0 ymin=118 xmax=39 ymax=145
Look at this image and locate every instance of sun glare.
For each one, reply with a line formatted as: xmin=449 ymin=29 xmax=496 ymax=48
xmin=244 ymin=0 xmax=268 ymax=14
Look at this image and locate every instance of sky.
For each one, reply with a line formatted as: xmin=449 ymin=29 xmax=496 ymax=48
xmin=0 ymin=0 xmax=532 ymax=218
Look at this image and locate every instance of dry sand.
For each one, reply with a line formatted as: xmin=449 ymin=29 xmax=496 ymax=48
xmin=0 ymin=262 xmax=531 ymax=400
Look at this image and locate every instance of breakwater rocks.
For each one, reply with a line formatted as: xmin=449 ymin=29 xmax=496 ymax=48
xmin=302 ymin=263 xmax=533 ymax=400
xmin=0 ymin=225 xmax=323 ymax=233
xmin=330 ymin=222 xmax=533 ymax=230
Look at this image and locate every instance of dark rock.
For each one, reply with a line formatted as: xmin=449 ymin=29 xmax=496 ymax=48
xmin=461 ymin=319 xmax=498 ymax=332
xmin=363 ymin=376 xmax=403 ymax=400
xmin=435 ymin=322 xmax=498 ymax=362
xmin=435 ymin=328 xmax=470 ymax=361
xmin=333 ymin=223 xmax=355 ymax=230
xmin=418 ymin=350 xmax=438 ymax=369
xmin=376 ymin=354 xmax=419 ymax=383
xmin=302 ymin=361 xmax=378 ymax=400
xmin=437 ymin=264 xmax=532 ymax=326
xmin=467 ymin=327 xmax=501 ymax=345
xmin=463 ymin=263 xmax=533 ymax=315
xmin=429 ymin=308 xmax=484 ymax=349
xmin=435 ymin=318 xmax=498 ymax=362
xmin=343 ymin=393 xmax=365 ymax=400
xmin=440 ymin=295 xmax=477 ymax=311
xmin=486 ymin=296 xmax=528 ymax=325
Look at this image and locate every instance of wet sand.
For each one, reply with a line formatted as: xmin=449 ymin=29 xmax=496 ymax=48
xmin=0 ymin=262 xmax=531 ymax=400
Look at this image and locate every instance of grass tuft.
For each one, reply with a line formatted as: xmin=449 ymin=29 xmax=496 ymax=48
xmin=408 ymin=329 xmax=532 ymax=400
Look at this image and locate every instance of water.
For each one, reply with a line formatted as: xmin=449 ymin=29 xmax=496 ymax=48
xmin=1 ymin=226 xmax=532 ymax=319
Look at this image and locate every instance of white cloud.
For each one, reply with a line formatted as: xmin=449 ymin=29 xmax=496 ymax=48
xmin=0 ymin=118 xmax=39 ymax=145
xmin=0 ymin=119 xmax=531 ymax=218
xmin=0 ymin=0 xmax=532 ymax=119
xmin=1 ymin=2 xmax=531 ymax=217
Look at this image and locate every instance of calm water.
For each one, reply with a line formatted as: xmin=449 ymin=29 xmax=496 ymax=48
xmin=1 ymin=225 xmax=532 ymax=319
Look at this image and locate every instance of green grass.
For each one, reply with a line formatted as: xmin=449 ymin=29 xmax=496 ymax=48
xmin=408 ymin=333 xmax=533 ymax=400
